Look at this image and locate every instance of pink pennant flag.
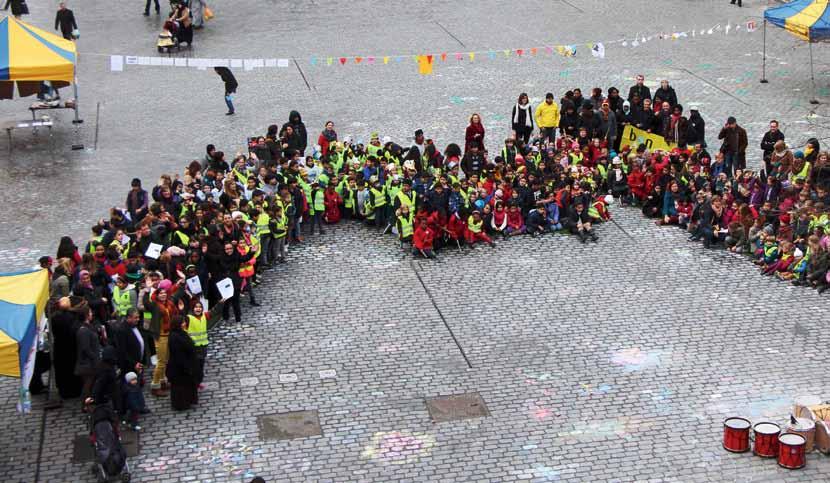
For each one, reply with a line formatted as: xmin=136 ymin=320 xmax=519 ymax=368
xmin=516 ymin=49 xmax=524 ymax=56
xmin=545 ymin=46 xmax=553 ymax=54
xmin=455 ymin=52 xmax=463 ymax=60
xmin=367 ymin=56 xmax=375 ymax=64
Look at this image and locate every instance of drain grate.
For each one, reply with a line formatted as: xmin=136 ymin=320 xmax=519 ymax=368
xmin=257 ymin=410 xmax=322 ymax=440
xmin=425 ymin=392 xmax=490 ymax=423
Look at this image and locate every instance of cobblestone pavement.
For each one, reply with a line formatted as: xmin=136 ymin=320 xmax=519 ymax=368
xmin=2 ymin=0 xmax=830 ymax=482
xmin=3 ymin=207 xmax=830 ymax=482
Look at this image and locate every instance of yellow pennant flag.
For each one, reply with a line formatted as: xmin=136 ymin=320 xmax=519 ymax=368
xmin=418 ymin=55 xmax=434 ymax=75
xmin=383 ymin=56 xmax=390 ymax=64
xmin=326 ymin=57 xmax=333 ymax=66
xmin=503 ymin=49 xmax=510 ymax=57
xmin=469 ymin=52 xmax=475 ymax=61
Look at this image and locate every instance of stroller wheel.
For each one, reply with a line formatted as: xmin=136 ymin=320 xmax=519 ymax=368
xmin=121 ymin=472 xmax=131 ymax=482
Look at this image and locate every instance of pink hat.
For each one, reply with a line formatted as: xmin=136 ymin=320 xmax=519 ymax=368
xmin=158 ymin=279 xmax=173 ymax=291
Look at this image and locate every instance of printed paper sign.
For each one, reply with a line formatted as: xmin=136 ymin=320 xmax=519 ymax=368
xmin=216 ymin=277 xmax=234 ymax=300
xmin=186 ymin=276 xmax=203 ymax=295
xmin=144 ymin=243 xmax=163 ymax=259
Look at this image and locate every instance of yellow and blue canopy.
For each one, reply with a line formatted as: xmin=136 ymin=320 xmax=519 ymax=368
xmin=765 ymin=0 xmax=830 ymax=41
xmin=0 ymin=15 xmax=76 ymax=99
xmin=0 ymin=269 xmax=48 ymax=379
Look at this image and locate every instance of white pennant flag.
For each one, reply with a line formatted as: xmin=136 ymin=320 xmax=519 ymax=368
xmin=591 ymin=43 xmax=606 ymax=59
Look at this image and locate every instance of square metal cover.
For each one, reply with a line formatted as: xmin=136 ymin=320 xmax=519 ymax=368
xmin=257 ymin=410 xmax=322 ymax=440
xmin=425 ymin=392 xmax=490 ymax=423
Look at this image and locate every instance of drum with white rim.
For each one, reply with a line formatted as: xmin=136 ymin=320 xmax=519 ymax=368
xmin=778 ymin=433 xmax=806 ymax=469
xmin=753 ymin=422 xmax=780 ymax=458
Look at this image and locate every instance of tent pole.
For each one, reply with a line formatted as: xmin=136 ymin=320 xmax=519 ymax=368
xmin=809 ymin=38 xmax=819 ymax=104
xmin=760 ymin=20 xmax=769 ymax=83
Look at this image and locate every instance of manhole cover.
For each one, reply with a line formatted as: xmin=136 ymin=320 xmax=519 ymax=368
xmin=257 ymin=410 xmax=322 ymax=440
xmin=72 ymin=430 xmax=140 ymax=462
xmin=425 ymin=392 xmax=490 ymax=423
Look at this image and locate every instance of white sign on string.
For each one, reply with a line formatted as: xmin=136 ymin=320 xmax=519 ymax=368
xmin=110 ymin=55 xmax=124 ymax=72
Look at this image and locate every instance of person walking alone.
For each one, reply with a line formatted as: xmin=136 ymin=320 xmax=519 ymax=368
xmin=54 ymin=2 xmax=77 ymax=41
xmin=214 ymin=67 xmax=238 ymax=115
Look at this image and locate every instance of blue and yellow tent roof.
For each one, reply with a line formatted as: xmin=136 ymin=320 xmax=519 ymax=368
xmin=0 ymin=15 xmax=76 ymax=83
xmin=0 ymin=269 xmax=48 ymax=378
xmin=765 ymin=0 xmax=830 ymax=41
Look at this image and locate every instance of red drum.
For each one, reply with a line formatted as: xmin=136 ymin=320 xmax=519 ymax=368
xmin=723 ymin=417 xmax=751 ymax=453
xmin=778 ymin=433 xmax=807 ymax=469
xmin=753 ymin=422 xmax=780 ymax=457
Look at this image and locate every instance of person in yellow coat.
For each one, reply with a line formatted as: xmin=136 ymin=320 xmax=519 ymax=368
xmin=535 ymin=93 xmax=560 ymax=144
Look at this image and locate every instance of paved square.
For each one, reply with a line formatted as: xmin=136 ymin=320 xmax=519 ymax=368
xmin=0 ymin=1 xmax=829 ymax=482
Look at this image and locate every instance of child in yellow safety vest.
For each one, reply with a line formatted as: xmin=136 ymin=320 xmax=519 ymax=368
xmin=269 ymin=205 xmax=288 ymax=263
xmin=465 ymin=210 xmax=495 ymax=247
xmin=395 ymin=205 xmax=414 ymax=244
xmin=186 ymin=299 xmax=225 ymax=390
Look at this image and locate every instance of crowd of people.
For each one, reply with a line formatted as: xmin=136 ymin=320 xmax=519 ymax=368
xmin=28 ymin=76 xmax=830 ymax=447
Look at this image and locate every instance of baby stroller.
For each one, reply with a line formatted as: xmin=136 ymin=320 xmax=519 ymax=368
xmin=88 ymin=404 xmax=131 ymax=482
xmin=157 ymin=20 xmax=180 ymax=53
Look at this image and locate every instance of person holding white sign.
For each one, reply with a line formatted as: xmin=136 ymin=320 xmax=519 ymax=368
xmin=203 ymin=242 xmax=256 ymax=324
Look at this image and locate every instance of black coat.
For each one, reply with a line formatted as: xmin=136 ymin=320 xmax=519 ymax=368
xmin=50 ymin=309 xmax=83 ymax=398
xmin=113 ymin=321 xmax=148 ymax=377
xmin=281 ymin=111 xmax=308 ymax=154
xmin=75 ymin=323 xmax=101 ymax=376
xmin=54 ymin=8 xmax=77 ymax=36
xmin=760 ymin=130 xmax=785 ymax=160
xmin=652 ymin=86 xmax=678 ymax=107
xmin=627 ymin=85 xmax=651 ymax=105
xmin=166 ymin=329 xmax=200 ymax=385
xmin=686 ymin=112 xmax=706 ymax=147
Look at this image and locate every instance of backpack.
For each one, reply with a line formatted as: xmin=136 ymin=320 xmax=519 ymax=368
xmin=94 ymin=420 xmax=126 ymax=476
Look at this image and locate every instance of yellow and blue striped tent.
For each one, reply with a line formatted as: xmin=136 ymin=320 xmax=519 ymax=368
xmin=762 ymin=1 xmax=830 ymax=102
xmin=765 ymin=0 xmax=830 ymax=41
xmin=0 ymin=269 xmax=48 ymax=381
xmin=0 ymin=15 xmax=76 ymax=99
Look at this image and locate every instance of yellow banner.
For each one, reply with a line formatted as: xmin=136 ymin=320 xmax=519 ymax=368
xmin=620 ymin=125 xmax=677 ymax=152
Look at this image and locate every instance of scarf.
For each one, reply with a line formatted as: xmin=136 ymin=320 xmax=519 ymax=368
xmin=512 ymin=103 xmax=533 ymax=128
xmin=322 ymin=129 xmax=337 ymax=143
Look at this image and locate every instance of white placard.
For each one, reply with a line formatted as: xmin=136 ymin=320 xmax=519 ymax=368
xmin=137 ymin=57 xmax=151 ymax=65
xmin=277 ymin=58 xmax=290 ymax=67
xmin=161 ymin=57 xmax=175 ymax=66
xmin=125 ymin=56 xmax=139 ymax=65
xmin=149 ymin=57 xmax=163 ymax=66
xmin=264 ymin=58 xmax=277 ymax=67
xmin=187 ymin=58 xmax=200 ymax=67
xmin=216 ymin=277 xmax=234 ymax=300
xmin=230 ymin=59 xmax=243 ymax=68
xmin=243 ymin=59 xmax=254 ymax=71
xmin=186 ymin=276 xmax=203 ymax=295
xmin=214 ymin=58 xmax=229 ymax=67
xmin=110 ymin=55 xmax=124 ymax=72
xmin=252 ymin=59 xmax=264 ymax=68
xmin=174 ymin=58 xmax=187 ymax=67
xmin=144 ymin=242 xmax=163 ymax=259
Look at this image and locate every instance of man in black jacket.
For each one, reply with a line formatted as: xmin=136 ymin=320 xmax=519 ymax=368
xmin=54 ymin=3 xmax=77 ymax=40
xmin=113 ymin=309 xmax=148 ymax=383
xmin=760 ymin=120 xmax=785 ymax=166
xmin=627 ymin=74 xmax=651 ymax=107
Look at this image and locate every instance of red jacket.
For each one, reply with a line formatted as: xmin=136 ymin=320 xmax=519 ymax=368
xmin=507 ymin=209 xmax=524 ymax=230
xmin=413 ymin=225 xmax=435 ymax=250
xmin=447 ymin=214 xmax=467 ymax=239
